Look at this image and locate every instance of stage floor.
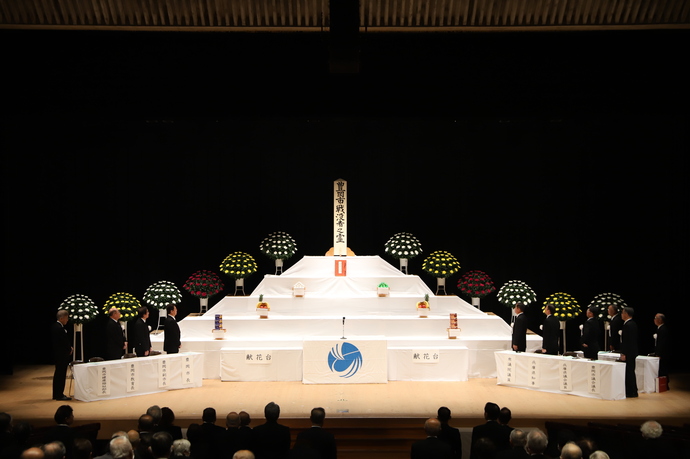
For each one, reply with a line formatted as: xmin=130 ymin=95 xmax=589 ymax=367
xmin=2 ymin=365 xmax=689 ymax=433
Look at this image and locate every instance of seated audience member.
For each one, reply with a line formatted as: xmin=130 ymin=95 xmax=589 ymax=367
xmin=171 ymin=440 xmax=191 ymax=459
xmin=149 ymin=432 xmax=173 ymax=459
xmin=1 ymin=420 xmax=33 ymax=459
xmin=43 ymin=442 xmax=67 ymax=459
xmin=159 ymin=408 xmax=183 ymax=441
xmin=410 ymin=418 xmax=453 ymax=459
xmin=21 ymin=449 xmax=45 ymax=459
xmin=136 ymin=415 xmax=155 ymax=459
xmin=198 ymin=408 xmax=225 ymax=459
xmin=94 ymin=432 xmax=128 ymax=459
xmin=253 ymin=402 xmax=291 ymax=459
xmin=525 ymin=429 xmax=549 ymax=458
xmin=636 ymin=420 xmax=676 ymax=458
xmin=294 ymin=407 xmax=337 ymax=459
xmin=222 ymin=412 xmax=241 ymax=459
xmin=232 ymin=452 xmax=254 ymax=459
xmin=498 ymin=408 xmax=513 ymax=448
xmin=73 ymin=439 xmax=93 ymax=459
xmin=185 ymin=423 xmax=202 ymax=458
xmin=471 ymin=402 xmax=507 ymax=458
xmin=560 ymin=442 xmax=582 ymax=459
xmin=237 ymin=412 xmax=254 ymax=453
xmin=496 ymin=429 xmax=528 ymax=459
xmin=575 ymin=438 xmax=595 ymax=459
xmin=45 ymin=406 xmax=75 ymax=459
xmin=109 ymin=436 xmax=134 ymax=459
xmin=437 ymin=406 xmax=462 ymax=459
xmin=588 ymin=452 xmax=609 ymax=459
xmin=472 ymin=438 xmax=497 ymax=459
xmin=145 ymin=407 xmax=162 ymax=432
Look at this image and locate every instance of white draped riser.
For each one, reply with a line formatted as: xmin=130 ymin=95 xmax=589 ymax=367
xmin=151 ymin=256 xmax=542 ymax=381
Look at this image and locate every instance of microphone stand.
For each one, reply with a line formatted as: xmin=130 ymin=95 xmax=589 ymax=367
xmin=341 ymin=317 xmax=346 ymax=339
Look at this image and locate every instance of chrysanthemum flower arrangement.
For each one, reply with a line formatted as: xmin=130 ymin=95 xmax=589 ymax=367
xmin=219 ymin=252 xmax=258 ymax=279
xmin=496 ymin=280 xmax=537 ymax=308
xmin=544 ymin=292 xmax=581 ymax=321
xmin=59 ymin=294 xmax=99 ymax=324
xmin=259 ymin=231 xmax=298 ymax=261
xmin=143 ymin=280 xmax=182 ymax=309
xmin=588 ymin=292 xmax=627 ymax=321
xmin=102 ymin=292 xmax=141 ymax=321
xmin=182 ymin=270 xmax=225 ymax=298
xmin=421 ymin=250 xmax=461 ymax=278
xmin=457 ymin=270 xmax=496 ymax=299
xmin=384 ymin=232 xmax=422 ymax=260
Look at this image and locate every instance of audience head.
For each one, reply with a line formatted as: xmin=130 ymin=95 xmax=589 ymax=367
xmin=110 ymin=436 xmax=133 ymax=459
xmin=473 ymin=437 xmax=497 ymax=459
xmin=239 ymin=411 xmax=251 ymax=427
xmin=423 ymin=418 xmax=441 ymax=437
xmin=589 ymin=451 xmax=610 ymax=459
xmin=0 ymin=412 xmax=12 ymax=432
xmin=54 ymin=405 xmax=74 ymax=425
xmin=557 ymin=429 xmax=577 ymax=451
xmin=226 ymin=412 xmax=240 ymax=428
xmin=171 ymin=439 xmax=191 ymax=457
xmin=264 ymin=402 xmax=280 ymax=422
xmin=202 ymin=407 xmax=217 ymax=423
xmin=577 ymin=438 xmax=596 ymax=458
xmin=232 ymin=451 xmax=255 ymax=459
xmin=149 ymin=431 xmax=173 ymax=458
xmin=127 ymin=430 xmax=140 ymax=448
xmin=73 ymin=439 xmax=92 ymax=459
xmin=186 ymin=423 xmax=201 ymax=443
xmin=161 ymin=407 xmax=175 ymax=426
xmin=498 ymin=407 xmax=512 ymax=425
xmin=138 ymin=414 xmax=155 ymax=432
xmin=437 ymin=406 xmax=451 ymax=423
xmin=640 ymin=420 xmax=663 ymax=439
xmin=560 ymin=441 xmax=583 ymax=459
xmin=526 ymin=429 xmax=548 ymax=455
xmin=146 ymin=405 xmax=162 ymax=426
xmin=483 ymin=402 xmax=500 ymax=421
xmin=509 ymin=428 xmax=527 ymax=447
xmin=310 ymin=407 xmax=326 ymax=426
xmin=111 ymin=431 xmax=128 ymax=439
xmin=13 ymin=421 xmax=32 ymax=445
xmin=21 ymin=448 xmax=45 ymax=459
xmin=43 ymin=442 xmax=67 ymax=459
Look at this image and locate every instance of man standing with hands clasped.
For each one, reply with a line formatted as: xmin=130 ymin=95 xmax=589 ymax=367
xmin=620 ymin=307 xmax=639 ymax=398
xmin=51 ymin=309 xmax=73 ymax=401
xmin=134 ymin=307 xmax=152 ymax=357
xmin=106 ymin=308 xmax=127 ymax=360
xmin=164 ymin=304 xmax=181 ymax=354
xmin=512 ymin=303 xmax=527 ymax=352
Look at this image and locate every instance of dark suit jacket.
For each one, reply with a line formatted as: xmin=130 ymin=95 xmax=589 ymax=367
xmin=621 ymin=319 xmax=639 ymax=359
xmin=133 ymin=317 xmax=152 ymax=357
xmin=411 ymin=436 xmax=453 ymax=459
xmin=295 ymin=426 xmax=337 ymax=459
xmin=44 ymin=425 xmax=75 ymax=459
xmin=164 ymin=315 xmax=181 ymax=354
xmin=655 ymin=324 xmax=670 ymax=359
xmin=512 ymin=313 xmax=527 ymax=352
xmin=253 ymin=420 xmax=291 ymax=459
xmin=105 ymin=318 xmax=125 ymax=360
xmin=581 ymin=317 xmax=600 ymax=359
xmin=609 ymin=314 xmax=623 ymax=350
xmin=471 ymin=420 xmax=508 ymax=459
xmin=51 ymin=321 xmax=72 ymax=363
xmin=438 ymin=422 xmax=462 ymax=459
xmin=542 ymin=314 xmax=560 ymax=355
xmin=236 ymin=425 xmax=255 ymax=452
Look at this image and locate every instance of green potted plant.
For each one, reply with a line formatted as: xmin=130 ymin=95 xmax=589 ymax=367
xmin=421 ymin=250 xmax=461 ymax=295
xmin=457 ymin=270 xmax=496 ymax=310
xmin=219 ymin=251 xmax=258 ymax=296
xmin=182 ymin=270 xmax=225 ymax=313
xmin=259 ymin=231 xmax=298 ymax=275
xmin=384 ymin=232 xmax=422 ymax=274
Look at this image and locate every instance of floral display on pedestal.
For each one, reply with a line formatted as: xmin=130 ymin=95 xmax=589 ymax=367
xmin=544 ymin=292 xmax=581 ymax=353
xmin=59 ymin=294 xmax=99 ymax=362
xmin=457 ymin=270 xmax=496 ymax=310
xmin=588 ymin=292 xmax=628 ymax=321
xmin=220 ymin=252 xmax=258 ymax=296
xmin=183 ymin=270 xmax=225 ymax=313
xmin=496 ymin=280 xmax=537 ymax=310
xmin=102 ymin=292 xmax=141 ymax=343
xmin=259 ymin=231 xmax=298 ymax=275
xmin=143 ymin=280 xmax=183 ymax=329
xmin=384 ymin=232 xmax=422 ymax=274
xmin=421 ymin=250 xmax=460 ymax=294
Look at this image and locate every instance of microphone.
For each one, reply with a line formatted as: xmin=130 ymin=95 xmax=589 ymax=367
xmin=341 ymin=317 xmax=346 ymax=339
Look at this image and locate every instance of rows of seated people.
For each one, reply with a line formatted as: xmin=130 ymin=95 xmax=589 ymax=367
xmin=2 ymin=401 xmax=689 ymax=459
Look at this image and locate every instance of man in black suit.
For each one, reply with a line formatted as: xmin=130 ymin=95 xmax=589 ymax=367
xmin=294 ymin=407 xmax=337 ymax=459
xmin=581 ymin=306 xmax=600 ymax=360
xmin=51 ymin=309 xmax=73 ymax=401
xmin=105 ymin=308 xmax=127 ymax=361
xmin=607 ymin=304 xmax=623 ymax=351
xmin=496 ymin=429 xmax=529 ymax=459
xmin=540 ymin=304 xmax=560 ymax=355
xmin=163 ymin=304 xmax=181 ymax=354
xmin=524 ymin=429 xmax=549 ymax=459
xmin=620 ymin=306 xmax=639 ymax=398
xmin=44 ymin=405 xmax=76 ymax=459
xmin=437 ymin=406 xmax=462 ymax=459
xmin=511 ymin=303 xmax=527 ymax=352
xmin=237 ymin=411 xmax=255 ymax=454
xmin=651 ymin=313 xmax=670 ymax=386
xmin=253 ymin=402 xmax=291 ymax=459
xmin=470 ymin=402 xmax=508 ymax=459
xmin=411 ymin=418 xmax=453 ymax=459
xmin=134 ymin=307 xmax=152 ymax=357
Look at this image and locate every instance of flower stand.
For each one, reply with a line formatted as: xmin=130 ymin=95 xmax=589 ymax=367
xmin=399 ymin=258 xmax=408 ymax=274
xmin=471 ymin=297 xmax=481 ymax=309
xmin=199 ymin=297 xmax=209 ymax=314
xmin=73 ymin=323 xmax=85 ymax=363
xmin=436 ymin=277 xmax=447 ymax=295
xmin=234 ymin=278 xmax=246 ymax=296
xmin=275 ymin=258 xmax=284 ymax=275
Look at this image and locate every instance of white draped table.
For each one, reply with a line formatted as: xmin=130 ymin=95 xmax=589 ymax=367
xmin=582 ymin=352 xmax=660 ymax=393
xmin=73 ymin=352 xmax=204 ymax=402
xmin=495 ymin=350 xmax=626 ymax=400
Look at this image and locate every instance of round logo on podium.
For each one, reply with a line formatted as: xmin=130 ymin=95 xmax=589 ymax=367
xmin=328 ymin=342 xmax=363 ymax=378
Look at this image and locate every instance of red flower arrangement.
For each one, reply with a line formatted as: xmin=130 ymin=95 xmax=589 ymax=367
xmin=457 ymin=270 xmax=496 ymax=299
xmin=183 ymin=270 xmax=225 ymax=298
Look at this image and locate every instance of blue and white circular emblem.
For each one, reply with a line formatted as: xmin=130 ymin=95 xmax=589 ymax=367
xmin=327 ymin=342 xmax=363 ymax=378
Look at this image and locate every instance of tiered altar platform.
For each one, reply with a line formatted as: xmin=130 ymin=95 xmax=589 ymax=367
xmin=151 ymin=256 xmax=542 ymax=381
